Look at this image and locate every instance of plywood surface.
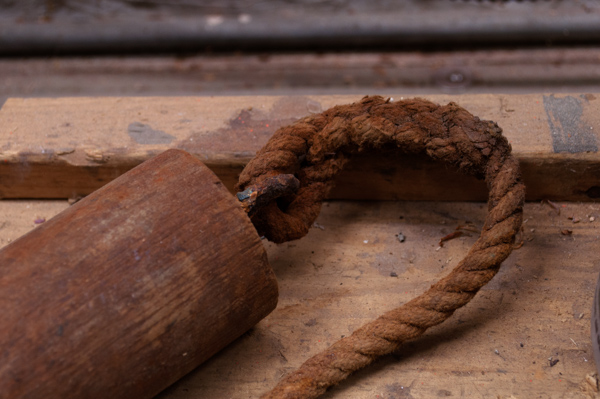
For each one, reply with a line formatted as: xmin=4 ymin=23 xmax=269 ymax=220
xmin=1 ymin=94 xmax=599 ymax=201
xmin=2 ymin=199 xmax=599 ymax=398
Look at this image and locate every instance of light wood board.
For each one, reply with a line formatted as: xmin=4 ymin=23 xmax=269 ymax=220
xmin=2 ymin=199 xmax=599 ymax=398
xmin=1 ymin=94 xmax=599 ymax=201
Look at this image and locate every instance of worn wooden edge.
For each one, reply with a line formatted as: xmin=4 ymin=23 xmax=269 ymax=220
xmin=1 ymin=94 xmax=599 ymax=201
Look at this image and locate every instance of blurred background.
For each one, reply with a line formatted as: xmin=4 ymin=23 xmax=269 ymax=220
xmin=1 ymin=0 xmax=600 ymax=102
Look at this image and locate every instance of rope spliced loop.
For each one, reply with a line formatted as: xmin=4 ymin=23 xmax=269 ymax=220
xmin=236 ymin=96 xmax=525 ymax=399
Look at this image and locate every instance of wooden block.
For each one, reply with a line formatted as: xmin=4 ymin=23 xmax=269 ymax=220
xmin=0 ymin=150 xmax=278 ymax=399
xmin=1 ymin=94 xmax=599 ymax=200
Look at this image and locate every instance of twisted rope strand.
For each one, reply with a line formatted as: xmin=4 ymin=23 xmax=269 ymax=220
xmin=237 ymin=96 xmax=525 ymax=399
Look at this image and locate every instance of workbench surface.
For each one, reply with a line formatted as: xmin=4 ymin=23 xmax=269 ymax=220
xmin=2 ymin=199 xmax=598 ymax=398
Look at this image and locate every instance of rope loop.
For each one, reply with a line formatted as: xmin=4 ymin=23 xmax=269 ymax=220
xmin=237 ymin=96 xmax=525 ymax=399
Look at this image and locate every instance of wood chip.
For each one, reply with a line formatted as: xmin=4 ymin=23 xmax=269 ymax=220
xmin=439 ymin=231 xmax=463 ymax=247
xmin=586 ymin=373 xmax=599 ymax=392
xmin=542 ymin=199 xmax=561 ymax=215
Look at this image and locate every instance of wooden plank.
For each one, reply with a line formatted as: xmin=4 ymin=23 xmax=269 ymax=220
xmin=1 ymin=199 xmax=599 ymax=398
xmin=2 ymin=48 xmax=600 ymax=101
xmin=1 ymin=94 xmax=599 ymax=201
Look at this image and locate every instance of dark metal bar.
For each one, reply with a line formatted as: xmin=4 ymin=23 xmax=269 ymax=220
xmin=1 ymin=1 xmax=599 ymax=55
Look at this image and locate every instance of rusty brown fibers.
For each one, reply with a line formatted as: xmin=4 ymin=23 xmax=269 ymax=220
xmin=237 ymin=96 xmax=525 ymax=399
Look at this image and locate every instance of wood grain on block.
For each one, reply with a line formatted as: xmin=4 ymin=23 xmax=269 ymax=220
xmin=0 ymin=149 xmax=278 ymax=399
xmin=0 ymin=94 xmax=599 ymax=200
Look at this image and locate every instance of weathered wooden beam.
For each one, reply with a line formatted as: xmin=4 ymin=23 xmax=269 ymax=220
xmin=1 ymin=94 xmax=599 ymax=201
xmin=2 ymin=48 xmax=600 ymax=99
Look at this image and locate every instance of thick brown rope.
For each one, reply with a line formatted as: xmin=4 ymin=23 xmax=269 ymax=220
xmin=237 ymin=96 xmax=525 ymax=399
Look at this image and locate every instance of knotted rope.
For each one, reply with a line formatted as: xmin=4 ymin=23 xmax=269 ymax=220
xmin=237 ymin=96 xmax=525 ymax=399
